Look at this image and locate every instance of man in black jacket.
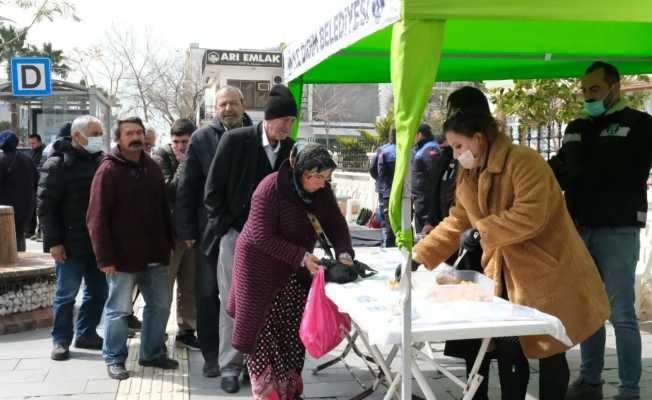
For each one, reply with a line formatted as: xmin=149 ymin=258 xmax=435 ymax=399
xmin=37 ymin=115 xmax=108 ymax=361
xmin=203 ymin=84 xmax=296 ymax=393
xmin=28 ymin=133 xmax=45 ymax=239
xmin=552 ymin=62 xmax=652 ymax=400
xmin=29 ymin=133 xmax=46 ymax=167
xmin=152 ymin=119 xmax=199 ymax=350
xmin=0 ymin=130 xmax=38 ymax=252
xmin=175 ymin=86 xmax=252 ymax=377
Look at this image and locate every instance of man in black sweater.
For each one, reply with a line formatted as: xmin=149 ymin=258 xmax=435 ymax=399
xmin=175 ymin=86 xmax=252 ymax=378
xmin=203 ymin=84 xmax=296 ymax=393
xmin=551 ymin=62 xmax=652 ymax=400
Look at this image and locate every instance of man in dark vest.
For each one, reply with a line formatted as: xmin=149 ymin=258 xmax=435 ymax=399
xmin=203 ymin=84 xmax=296 ymax=393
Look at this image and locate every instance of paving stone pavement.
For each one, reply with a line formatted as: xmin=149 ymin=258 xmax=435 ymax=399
xmin=1 ymin=241 xmax=651 ymax=399
xmin=2 ymin=318 xmax=651 ymax=399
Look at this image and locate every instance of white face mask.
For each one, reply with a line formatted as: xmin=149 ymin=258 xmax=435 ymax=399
xmin=457 ymin=149 xmax=476 ymax=169
xmin=82 ymin=135 xmax=104 ymax=154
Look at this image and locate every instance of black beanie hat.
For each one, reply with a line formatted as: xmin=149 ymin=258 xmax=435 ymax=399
xmin=58 ymin=122 xmax=72 ymax=138
xmin=264 ymin=84 xmax=298 ymax=120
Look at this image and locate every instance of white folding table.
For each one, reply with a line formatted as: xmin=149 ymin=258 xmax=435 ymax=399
xmin=323 ymin=247 xmax=572 ymax=400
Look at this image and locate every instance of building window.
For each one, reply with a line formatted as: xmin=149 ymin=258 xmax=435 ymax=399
xmin=227 ymin=80 xmax=269 ymax=110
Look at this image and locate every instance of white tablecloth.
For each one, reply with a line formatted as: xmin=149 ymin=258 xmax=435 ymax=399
xmin=325 ymin=247 xmax=572 ymax=347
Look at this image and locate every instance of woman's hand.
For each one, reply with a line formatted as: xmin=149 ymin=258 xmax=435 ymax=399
xmin=304 ymin=253 xmax=323 ymax=274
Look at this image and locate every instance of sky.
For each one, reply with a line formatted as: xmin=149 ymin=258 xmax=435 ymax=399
xmin=5 ymin=0 xmax=352 ymax=54
xmin=2 ymin=0 xmax=354 ymax=138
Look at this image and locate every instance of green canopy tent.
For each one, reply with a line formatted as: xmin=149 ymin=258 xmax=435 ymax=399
xmin=283 ymin=1 xmax=652 ymax=397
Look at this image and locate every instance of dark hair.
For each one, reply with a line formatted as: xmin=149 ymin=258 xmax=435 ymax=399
xmin=417 ymin=123 xmax=434 ymax=140
xmin=585 ymin=61 xmax=620 ymax=85
xmin=170 ymin=118 xmax=195 ymax=136
xmin=113 ymin=116 xmax=145 ymax=141
xmin=446 ymin=86 xmax=491 ymax=118
xmin=443 ymin=111 xmax=500 ymax=145
xmin=29 ymin=133 xmax=42 ymax=142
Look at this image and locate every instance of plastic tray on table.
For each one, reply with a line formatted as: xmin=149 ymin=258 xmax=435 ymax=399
xmin=429 ymin=269 xmax=495 ymax=302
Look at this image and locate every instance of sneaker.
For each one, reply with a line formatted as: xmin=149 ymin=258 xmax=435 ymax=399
xmin=126 ymin=314 xmax=142 ymax=330
xmin=138 ymin=355 xmax=179 ymax=370
xmin=74 ymin=334 xmax=103 ymax=350
xmin=614 ymin=395 xmax=640 ymax=400
xmin=565 ymin=377 xmax=603 ymax=400
xmin=50 ymin=343 xmax=70 ymax=361
xmin=175 ymin=331 xmax=200 ymax=350
xmin=203 ymin=360 xmax=219 ymax=377
xmin=107 ymin=363 xmax=129 ymax=380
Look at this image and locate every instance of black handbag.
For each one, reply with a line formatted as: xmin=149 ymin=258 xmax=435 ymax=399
xmin=306 ymin=212 xmax=378 ymax=284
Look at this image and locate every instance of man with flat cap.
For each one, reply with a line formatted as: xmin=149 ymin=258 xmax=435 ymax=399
xmin=203 ymin=84 xmax=297 ymax=393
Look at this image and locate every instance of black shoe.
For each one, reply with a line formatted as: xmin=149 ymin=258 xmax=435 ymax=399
xmin=50 ymin=343 xmax=70 ymax=361
xmin=107 ymin=363 xmax=129 ymax=380
xmin=565 ymin=377 xmax=603 ymax=400
xmin=175 ymin=331 xmax=200 ymax=350
xmin=221 ymin=376 xmax=240 ymax=393
xmin=126 ymin=314 xmax=142 ymax=330
xmin=74 ymin=334 xmax=103 ymax=350
xmin=203 ymin=360 xmax=219 ymax=377
xmin=139 ymin=355 xmax=179 ymax=370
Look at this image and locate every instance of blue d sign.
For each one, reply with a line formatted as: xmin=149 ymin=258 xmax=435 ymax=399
xmin=10 ymin=57 xmax=52 ymax=96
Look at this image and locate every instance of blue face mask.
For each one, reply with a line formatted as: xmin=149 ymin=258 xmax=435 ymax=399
xmin=584 ymin=85 xmax=614 ymax=117
xmin=584 ymin=99 xmax=606 ymax=117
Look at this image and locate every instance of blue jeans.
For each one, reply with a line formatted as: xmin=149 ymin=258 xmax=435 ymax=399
xmin=102 ymin=264 xmax=170 ymax=365
xmin=51 ymin=255 xmax=108 ymax=346
xmin=579 ymin=226 xmax=641 ymax=397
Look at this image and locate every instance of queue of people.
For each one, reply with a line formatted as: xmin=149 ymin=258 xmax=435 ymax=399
xmin=1 ymin=60 xmax=648 ymax=400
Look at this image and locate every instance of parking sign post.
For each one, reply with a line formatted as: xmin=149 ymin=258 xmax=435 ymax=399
xmin=10 ymin=57 xmax=52 ymax=96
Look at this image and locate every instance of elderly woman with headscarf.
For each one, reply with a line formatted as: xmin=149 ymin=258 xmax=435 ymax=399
xmin=0 ymin=130 xmax=38 ymax=251
xmin=227 ymin=142 xmax=354 ymax=400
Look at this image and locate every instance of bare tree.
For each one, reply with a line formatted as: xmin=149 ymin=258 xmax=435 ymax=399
xmin=70 ymin=26 xmax=206 ymax=130
xmin=103 ymin=25 xmax=158 ymax=122
xmin=70 ymin=45 xmax=125 ymax=101
xmin=145 ymin=54 xmax=207 ymax=127
xmin=311 ymin=84 xmax=360 ymax=148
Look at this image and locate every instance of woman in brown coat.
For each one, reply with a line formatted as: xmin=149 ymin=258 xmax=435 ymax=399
xmin=413 ymin=111 xmax=610 ymax=400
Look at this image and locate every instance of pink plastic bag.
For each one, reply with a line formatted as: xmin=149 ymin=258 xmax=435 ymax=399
xmin=300 ymin=269 xmax=351 ymax=358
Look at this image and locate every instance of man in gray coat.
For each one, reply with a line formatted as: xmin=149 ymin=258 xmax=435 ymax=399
xmin=175 ymin=86 xmax=252 ymax=378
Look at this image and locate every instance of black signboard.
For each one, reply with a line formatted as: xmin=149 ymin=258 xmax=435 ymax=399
xmin=204 ymin=50 xmax=283 ymax=68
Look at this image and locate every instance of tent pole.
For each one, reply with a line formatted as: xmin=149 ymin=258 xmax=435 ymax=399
xmin=389 ymin=18 xmax=446 ymax=399
xmin=400 ymin=170 xmax=413 ymax=400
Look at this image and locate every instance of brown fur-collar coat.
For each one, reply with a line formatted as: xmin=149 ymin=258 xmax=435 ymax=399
xmin=414 ymin=134 xmax=610 ymax=359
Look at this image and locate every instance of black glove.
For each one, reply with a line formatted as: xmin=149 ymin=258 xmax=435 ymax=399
xmin=460 ymin=228 xmax=481 ymax=251
xmin=394 ymin=260 xmax=421 ymax=281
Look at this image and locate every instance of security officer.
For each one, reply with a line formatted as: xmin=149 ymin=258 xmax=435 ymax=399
xmin=411 ymin=123 xmax=440 ymax=233
xmin=369 ymin=128 xmax=396 ymax=247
